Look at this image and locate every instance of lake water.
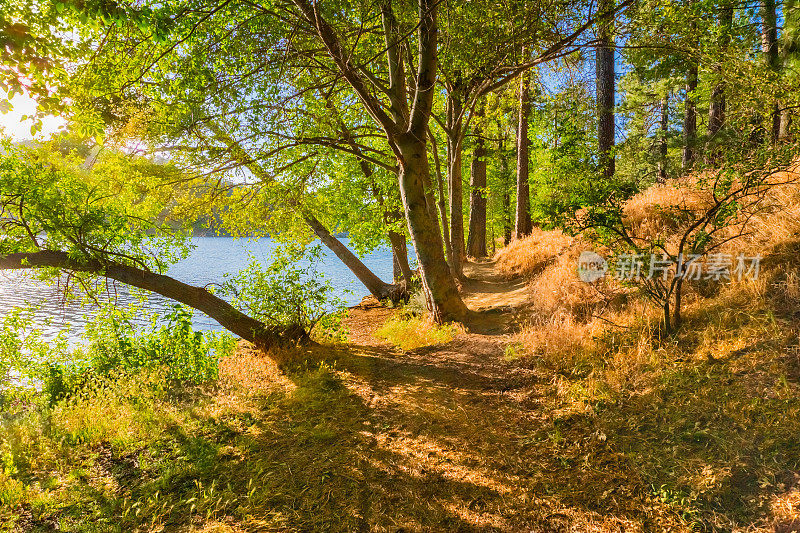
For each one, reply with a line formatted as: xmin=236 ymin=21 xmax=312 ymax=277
xmin=0 ymin=237 xmax=395 ymax=340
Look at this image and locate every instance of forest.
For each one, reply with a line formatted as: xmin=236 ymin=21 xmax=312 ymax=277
xmin=2 ymin=0 xmax=800 ymax=531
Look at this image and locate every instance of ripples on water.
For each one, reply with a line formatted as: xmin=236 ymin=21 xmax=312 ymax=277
xmin=0 ymin=237 xmax=395 ymax=340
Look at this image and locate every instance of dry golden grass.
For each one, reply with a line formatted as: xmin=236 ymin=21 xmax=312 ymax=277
xmin=495 ymin=227 xmax=574 ymax=279
xmin=509 ymin=311 xmax=600 ymax=372
xmin=489 ymin=169 xmax=800 ymax=531
xmin=618 ymin=166 xmax=800 ymax=256
xmin=495 ymin=231 xmax=628 ymax=323
xmin=621 ymin=176 xmax=715 ymax=241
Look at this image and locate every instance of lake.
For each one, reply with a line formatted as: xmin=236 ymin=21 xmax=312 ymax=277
xmin=0 ymin=237 xmax=395 ymax=340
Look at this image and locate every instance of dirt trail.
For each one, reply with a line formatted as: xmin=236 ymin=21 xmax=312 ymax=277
xmin=461 ymin=259 xmax=530 ymax=312
xmin=331 ymin=260 xmax=680 ymax=532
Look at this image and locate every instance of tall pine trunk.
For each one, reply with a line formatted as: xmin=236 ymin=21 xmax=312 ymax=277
xmin=499 ymin=134 xmax=513 ymax=246
xmin=762 ymin=0 xmax=781 ymax=143
xmin=515 ymin=70 xmax=533 ymax=238
xmin=658 ymin=93 xmax=669 ymax=183
xmin=682 ymin=64 xmax=698 ymax=171
xmin=708 ymin=2 xmax=733 ymax=143
xmin=446 ymin=91 xmax=466 ymax=279
xmin=596 ymin=0 xmax=616 ymax=180
xmin=780 ymin=109 xmax=792 ymax=140
xmin=467 ymin=103 xmax=487 ymax=258
xmin=683 ymin=0 xmax=698 ymax=171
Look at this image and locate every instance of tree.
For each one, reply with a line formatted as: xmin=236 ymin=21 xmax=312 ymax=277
xmin=596 ymin=0 xmax=616 ymax=180
xmin=287 ymin=0 xmax=469 ymax=322
xmin=708 ymin=1 xmax=734 ymax=142
xmin=515 ymin=70 xmax=534 ymax=238
xmin=682 ymin=0 xmax=699 ymax=171
xmin=658 ymin=93 xmax=669 ymax=182
xmin=762 ymin=0 xmax=781 ymax=143
xmin=467 ymin=101 xmax=488 ymax=258
xmin=0 ymin=144 xmax=305 ymax=350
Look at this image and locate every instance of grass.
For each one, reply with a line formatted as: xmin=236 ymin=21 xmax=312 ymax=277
xmin=375 ymin=313 xmax=460 ymax=351
xmin=1 ymin=353 xmax=373 ymax=532
xmin=489 ymin=171 xmax=800 ymax=531
xmin=2 ymin=299 xmax=799 ymax=531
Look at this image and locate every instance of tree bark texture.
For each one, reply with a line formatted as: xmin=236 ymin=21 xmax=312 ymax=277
xmin=596 ymin=0 xmax=616 ymax=180
xmin=467 ymin=103 xmax=487 ymax=258
xmin=515 ymin=70 xmax=533 ymax=238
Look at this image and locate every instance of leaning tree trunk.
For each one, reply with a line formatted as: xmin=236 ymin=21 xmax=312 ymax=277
xmin=397 ymin=136 xmax=469 ymax=322
xmin=0 ymin=251 xmax=305 ymax=350
xmin=596 ymin=0 xmax=616 ymax=180
xmin=303 ymin=212 xmax=405 ymax=302
xmin=467 ymin=103 xmax=487 ymax=258
xmin=209 ymin=122 xmax=404 ymax=305
xmin=515 ymin=70 xmax=533 ymax=239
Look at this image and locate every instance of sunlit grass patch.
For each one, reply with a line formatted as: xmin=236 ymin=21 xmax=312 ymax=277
xmin=376 ymin=313 xmax=460 ymax=351
xmin=0 ymin=352 xmax=374 ymax=531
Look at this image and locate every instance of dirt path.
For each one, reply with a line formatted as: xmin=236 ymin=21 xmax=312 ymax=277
xmin=329 ymin=260 xmax=682 ymax=532
xmin=461 ymin=259 xmax=530 ymax=312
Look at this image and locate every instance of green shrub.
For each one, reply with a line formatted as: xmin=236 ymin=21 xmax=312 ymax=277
xmin=81 ymin=303 xmax=234 ymax=385
xmin=1 ymin=302 xmax=235 ymax=406
xmin=222 ymin=245 xmax=348 ymax=335
xmin=0 ymin=307 xmax=70 ymax=407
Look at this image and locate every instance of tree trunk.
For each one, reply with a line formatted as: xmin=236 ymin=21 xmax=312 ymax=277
xmin=303 ymin=212 xmax=404 ymax=302
xmin=708 ymin=3 xmax=733 ymax=142
xmin=0 ymin=251 xmax=306 ymax=350
xmin=206 ymin=120 xmax=404 ymax=304
xmin=467 ymin=103 xmax=487 ymax=258
xmin=596 ymin=0 xmax=616 ymax=180
xmin=397 ymin=136 xmax=469 ymax=322
xmin=708 ymin=83 xmax=726 ymax=139
xmin=658 ymin=93 xmax=669 ymax=183
xmin=762 ymin=0 xmax=781 ymax=143
xmin=446 ymin=91 xmax=466 ymax=278
xmin=389 ymin=230 xmax=414 ymax=284
xmin=515 ymin=70 xmax=533 ymax=239
xmin=682 ymin=63 xmax=698 ymax=171
xmin=428 ymin=128 xmax=453 ymax=268
xmin=780 ymin=108 xmax=792 ymax=140
xmin=496 ymin=127 xmax=513 ymax=246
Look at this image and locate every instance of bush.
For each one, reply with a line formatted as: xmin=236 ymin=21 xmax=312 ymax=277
xmin=81 ymin=303 xmax=234 ymax=385
xmin=222 ymin=245 xmax=348 ymax=337
xmin=1 ymin=303 xmax=235 ymax=407
xmin=0 ymin=307 xmax=71 ymax=407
